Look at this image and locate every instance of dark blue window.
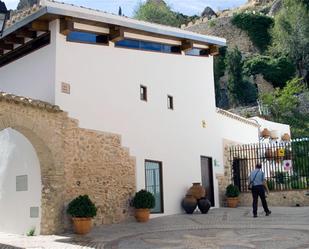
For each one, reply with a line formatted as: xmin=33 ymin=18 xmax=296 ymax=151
xmin=67 ymin=31 xmax=108 ymax=44
xmin=115 ymin=39 xmax=181 ymax=54
xmin=115 ymin=39 xmax=140 ymax=49
xmin=185 ymin=48 xmax=209 ymax=56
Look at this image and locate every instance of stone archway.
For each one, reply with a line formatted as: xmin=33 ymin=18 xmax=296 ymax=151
xmin=0 ymin=93 xmax=136 ymax=235
xmin=0 ymin=111 xmax=66 ymax=234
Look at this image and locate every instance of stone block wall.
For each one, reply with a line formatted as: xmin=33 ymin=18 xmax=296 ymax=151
xmin=240 ymin=190 xmax=309 ymax=207
xmin=0 ymin=93 xmax=136 ymax=234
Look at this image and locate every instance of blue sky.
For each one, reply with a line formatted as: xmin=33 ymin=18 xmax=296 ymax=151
xmin=4 ymin=0 xmax=247 ymax=16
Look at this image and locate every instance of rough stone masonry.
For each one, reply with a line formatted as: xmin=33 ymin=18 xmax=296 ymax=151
xmin=0 ymin=92 xmax=136 ymax=234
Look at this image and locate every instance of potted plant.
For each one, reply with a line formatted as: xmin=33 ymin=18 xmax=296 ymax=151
xmin=67 ymin=195 xmax=97 ymax=235
xmin=132 ymin=189 xmax=155 ymax=222
xmin=225 ymin=184 xmax=240 ymax=208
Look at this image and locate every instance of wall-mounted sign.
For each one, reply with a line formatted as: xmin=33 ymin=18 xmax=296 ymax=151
xmin=283 ymin=160 xmax=292 ymax=171
xmin=278 ymin=148 xmax=285 ymax=157
xmin=61 ymin=82 xmax=71 ymax=94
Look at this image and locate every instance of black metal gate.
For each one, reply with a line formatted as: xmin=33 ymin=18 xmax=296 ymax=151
xmin=229 ymin=138 xmax=309 ymax=192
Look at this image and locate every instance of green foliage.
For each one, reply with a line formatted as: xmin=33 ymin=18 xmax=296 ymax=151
xmin=291 ymin=180 xmax=307 ymax=189
xmin=244 ymin=55 xmax=296 ymax=88
xmin=67 ymin=195 xmax=97 ymax=218
xmin=260 ymin=78 xmax=309 ymax=136
xmin=274 ymin=171 xmax=289 ymax=184
xmin=292 ymin=140 xmax=309 ymax=176
xmin=132 ymin=190 xmax=155 ymax=209
xmin=134 ymin=1 xmax=196 ymax=27
xmin=27 ymin=228 xmax=35 ymax=236
xmin=208 ymin=20 xmax=216 ymax=28
xmin=214 ymin=47 xmax=227 ymax=107
xmin=231 ymin=12 xmax=274 ymax=52
xmin=225 ymin=184 xmax=240 ymax=197
xmin=267 ymin=180 xmax=275 ymax=191
xmin=271 ymin=0 xmax=309 ymax=84
xmin=226 ymin=48 xmax=258 ymax=106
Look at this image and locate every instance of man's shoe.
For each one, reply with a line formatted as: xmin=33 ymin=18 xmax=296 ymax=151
xmin=265 ymin=211 xmax=272 ymax=216
xmin=253 ymin=214 xmax=258 ymax=218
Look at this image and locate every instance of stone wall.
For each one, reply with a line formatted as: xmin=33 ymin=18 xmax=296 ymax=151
xmin=0 ymin=93 xmax=136 ymax=234
xmin=240 ymin=190 xmax=309 ymax=207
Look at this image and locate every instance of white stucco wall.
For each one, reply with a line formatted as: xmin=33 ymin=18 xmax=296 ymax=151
xmin=0 ymin=128 xmax=41 ymax=235
xmin=0 ymin=19 xmax=282 ymax=219
xmin=0 ymin=21 xmax=57 ymax=103
xmin=250 ymin=117 xmax=291 ymax=140
xmin=49 ymin=20 xmax=227 ymax=215
xmin=217 ymin=113 xmax=259 ymax=144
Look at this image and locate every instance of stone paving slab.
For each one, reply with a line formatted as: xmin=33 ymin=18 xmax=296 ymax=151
xmin=0 ymin=207 xmax=309 ymax=249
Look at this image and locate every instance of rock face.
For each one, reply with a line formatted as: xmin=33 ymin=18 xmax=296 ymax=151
xmin=185 ymin=16 xmax=258 ymax=54
xmin=147 ymin=0 xmax=166 ymax=6
xmin=269 ymin=0 xmax=283 ymax=16
xmin=201 ymin=6 xmax=217 ymax=19
xmin=248 ymin=0 xmax=273 ymax=5
xmin=254 ymin=74 xmax=275 ymax=94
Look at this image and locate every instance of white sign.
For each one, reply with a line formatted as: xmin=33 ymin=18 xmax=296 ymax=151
xmin=283 ymin=160 xmax=292 ymax=171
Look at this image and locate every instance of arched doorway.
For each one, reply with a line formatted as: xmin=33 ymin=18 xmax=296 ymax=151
xmin=0 ymin=128 xmax=42 ymax=235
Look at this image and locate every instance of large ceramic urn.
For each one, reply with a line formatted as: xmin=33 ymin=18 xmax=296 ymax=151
xmin=181 ymin=194 xmax=197 ymax=214
xmin=187 ymin=183 xmax=206 ymax=200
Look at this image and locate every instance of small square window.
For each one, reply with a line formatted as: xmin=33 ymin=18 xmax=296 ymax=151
xmin=16 ymin=175 xmax=28 ymax=191
xmin=30 ymin=207 xmax=39 ymax=218
xmin=140 ymin=85 xmax=147 ymax=101
xmin=167 ymin=95 xmax=174 ymax=110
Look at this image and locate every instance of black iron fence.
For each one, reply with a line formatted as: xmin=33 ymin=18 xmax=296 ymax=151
xmin=229 ymin=138 xmax=309 ymax=192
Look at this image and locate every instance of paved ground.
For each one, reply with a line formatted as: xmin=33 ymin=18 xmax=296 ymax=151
xmin=0 ymin=207 xmax=309 ymax=249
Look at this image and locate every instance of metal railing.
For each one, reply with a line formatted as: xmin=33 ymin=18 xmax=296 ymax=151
xmin=229 ymin=138 xmax=309 ymax=192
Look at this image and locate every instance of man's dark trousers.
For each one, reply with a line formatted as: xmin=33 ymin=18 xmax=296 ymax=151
xmin=252 ymin=185 xmax=270 ymax=215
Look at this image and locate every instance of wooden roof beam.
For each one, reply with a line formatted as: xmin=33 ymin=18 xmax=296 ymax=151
xmin=109 ymin=26 xmax=124 ymax=42
xmin=209 ymin=45 xmax=219 ymax=56
xmin=4 ymin=35 xmax=25 ymax=45
xmin=16 ymin=29 xmax=37 ymax=39
xmin=60 ymin=19 xmax=74 ymax=36
xmin=181 ymin=40 xmax=193 ymax=52
xmin=29 ymin=21 xmax=49 ymax=32
xmin=0 ymin=41 xmax=13 ymax=51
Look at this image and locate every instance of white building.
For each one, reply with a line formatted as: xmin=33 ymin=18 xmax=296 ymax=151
xmin=0 ymin=0 xmax=290 ymax=235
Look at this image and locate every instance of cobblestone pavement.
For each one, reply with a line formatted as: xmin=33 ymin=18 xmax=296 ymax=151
xmin=0 ymin=207 xmax=309 ymax=249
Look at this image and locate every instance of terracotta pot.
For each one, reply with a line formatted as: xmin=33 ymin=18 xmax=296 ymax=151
xmin=135 ymin=208 xmax=150 ymax=222
xmin=181 ymin=194 xmax=197 ymax=214
xmin=187 ymin=183 xmax=206 ymax=199
xmin=265 ymin=148 xmax=274 ymax=160
xmin=72 ymin=217 xmax=92 ymax=235
xmin=261 ymin=128 xmax=270 ymax=138
xmin=226 ymin=197 xmax=239 ymax=208
xmin=281 ymin=133 xmax=290 ymax=141
xmin=197 ymin=198 xmax=211 ymax=214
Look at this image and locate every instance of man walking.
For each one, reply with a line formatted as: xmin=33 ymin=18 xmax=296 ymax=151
xmin=249 ymin=163 xmax=271 ymax=218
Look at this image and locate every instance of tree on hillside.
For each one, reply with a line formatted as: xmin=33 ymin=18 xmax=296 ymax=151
xmin=134 ymin=0 xmax=197 ymax=27
xmin=226 ymin=48 xmax=258 ymax=106
xmin=260 ymin=77 xmax=309 ymax=137
xmin=17 ymin=0 xmax=37 ymax=10
xmin=271 ymin=0 xmax=309 ymax=85
xmin=134 ymin=0 xmax=179 ymax=27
